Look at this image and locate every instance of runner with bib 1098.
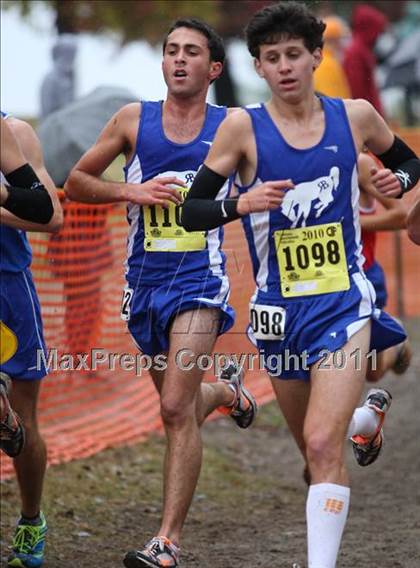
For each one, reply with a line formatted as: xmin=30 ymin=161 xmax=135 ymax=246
xmin=182 ymin=3 xmax=419 ymax=567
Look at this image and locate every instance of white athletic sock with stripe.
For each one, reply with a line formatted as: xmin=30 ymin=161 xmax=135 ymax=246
xmin=306 ymin=483 xmax=350 ymax=568
xmin=346 ymin=405 xmax=380 ymax=438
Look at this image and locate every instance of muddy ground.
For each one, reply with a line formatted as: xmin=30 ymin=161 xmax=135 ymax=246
xmin=1 ymin=319 xmax=419 ymax=568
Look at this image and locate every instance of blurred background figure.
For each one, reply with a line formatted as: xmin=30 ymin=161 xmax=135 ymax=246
xmin=343 ymin=3 xmax=388 ymax=115
xmin=314 ymin=15 xmax=351 ymax=98
xmin=38 ymin=88 xmax=134 ymax=357
xmin=38 ymin=86 xmax=137 ymax=187
xmin=382 ymin=28 xmax=420 ymax=126
xmin=40 ymin=34 xmax=77 ymax=119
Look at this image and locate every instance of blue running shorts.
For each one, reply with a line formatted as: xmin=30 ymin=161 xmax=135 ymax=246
xmin=365 ymin=260 xmax=388 ymax=309
xmin=0 ymin=269 xmax=48 ymax=380
xmin=247 ymin=272 xmax=406 ymax=380
xmin=124 ymin=275 xmax=235 ymax=356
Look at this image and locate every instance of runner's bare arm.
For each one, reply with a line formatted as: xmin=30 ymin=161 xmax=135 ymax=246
xmin=182 ymin=111 xmax=293 ymax=231
xmin=407 ymin=189 xmax=420 ymax=245
xmin=0 ymin=117 xmax=63 ymax=232
xmin=358 ymin=152 xmax=406 ymax=231
xmin=347 ymin=100 xmax=420 ymax=198
xmin=204 ymin=110 xmax=247 ymax=176
xmin=1 ymin=115 xmax=27 ymax=172
xmin=65 ymin=103 xmax=183 ymax=207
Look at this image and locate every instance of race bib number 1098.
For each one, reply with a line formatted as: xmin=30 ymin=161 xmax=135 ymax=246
xmin=275 ymin=222 xmax=350 ymax=297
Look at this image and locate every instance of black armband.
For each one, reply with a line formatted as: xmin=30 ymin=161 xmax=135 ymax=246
xmin=376 ymin=136 xmax=420 ymax=196
xmin=182 ymin=165 xmax=240 ymax=231
xmin=3 ymin=164 xmax=54 ymax=223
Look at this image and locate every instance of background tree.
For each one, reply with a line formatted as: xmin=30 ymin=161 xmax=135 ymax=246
xmin=3 ymin=0 xmax=403 ymax=106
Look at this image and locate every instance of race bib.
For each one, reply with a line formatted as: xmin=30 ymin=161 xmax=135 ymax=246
xmin=249 ymin=303 xmax=286 ymax=340
xmin=0 ymin=321 xmax=18 ymax=365
xmin=274 ymin=222 xmax=350 ymax=297
xmin=120 ymin=287 xmax=133 ymax=321
xmin=143 ymin=186 xmax=206 ymax=252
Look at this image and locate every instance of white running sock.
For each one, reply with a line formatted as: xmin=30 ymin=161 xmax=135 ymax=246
xmin=307 ymin=483 xmax=350 ymax=568
xmin=346 ymin=406 xmax=380 ymax=438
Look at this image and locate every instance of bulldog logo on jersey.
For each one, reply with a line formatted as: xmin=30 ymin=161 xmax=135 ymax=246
xmin=281 ymin=167 xmax=340 ymax=228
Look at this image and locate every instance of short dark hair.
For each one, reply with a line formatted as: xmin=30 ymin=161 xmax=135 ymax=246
xmin=245 ymin=1 xmax=326 ymax=58
xmin=163 ymin=18 xmax=225 ymax=65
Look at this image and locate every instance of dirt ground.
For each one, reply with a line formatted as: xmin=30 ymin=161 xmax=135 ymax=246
xmin=1 ymin=319 xmax=419 ymax=568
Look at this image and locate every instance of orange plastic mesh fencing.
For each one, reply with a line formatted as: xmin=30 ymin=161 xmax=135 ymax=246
xmin=1 ymin=129 xmax=419 ymax=479
xmin=0 ymin=198 xmax=271 ymax=479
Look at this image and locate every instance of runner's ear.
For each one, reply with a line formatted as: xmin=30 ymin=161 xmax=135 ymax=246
xmin=209 ymin=61 xmax=223 ymax=82
xmin=254 ymin=58 xmax=264 ymax=78
xmin=312 ymin=47 xmax=322 ymax=70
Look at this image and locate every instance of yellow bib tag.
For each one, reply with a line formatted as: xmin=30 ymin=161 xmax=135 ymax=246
xmin=274 ymin=222 xmax=350 ymax=297
xmin=143 ymin=186 xmax=206 ymax=252
xmin=0 ymin=321 xmax=18 ymax=365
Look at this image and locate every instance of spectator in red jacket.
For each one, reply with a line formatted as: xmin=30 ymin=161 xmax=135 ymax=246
xmin=343 ymin=4 xmax=388 ymax=115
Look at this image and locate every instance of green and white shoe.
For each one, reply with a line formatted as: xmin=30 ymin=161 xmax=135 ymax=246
xmin=8 ymin=511 xmax=47 ymax=568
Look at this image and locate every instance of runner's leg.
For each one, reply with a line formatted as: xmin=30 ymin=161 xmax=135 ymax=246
xmin=156 ymin=308 xmax=234 ymax=544
xmin=304 ymin=322 xmax=370 ymax=568
xmin=10 ymin=379 xmax=46 ymax=518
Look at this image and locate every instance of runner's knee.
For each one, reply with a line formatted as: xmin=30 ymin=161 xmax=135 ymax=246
xmin=160 ymin=396 xmax=196 ymax=428
xmin=304 ymin=427 xmax=343 ymax=469
xmin=10 ymin=392 xmax=39 ymax=427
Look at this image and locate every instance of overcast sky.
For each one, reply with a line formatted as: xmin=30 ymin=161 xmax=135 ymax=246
xmin=1 ymin=4 xmax=172 ymax=117
xmin=1 ymin=4 xmax=266 ymax=119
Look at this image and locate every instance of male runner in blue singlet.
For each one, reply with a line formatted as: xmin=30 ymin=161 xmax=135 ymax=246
xmin=182 ymin=3 xmax=419 ymax=566
xmin=65 ymin=19 xmax=257 ymax=568
xmin=1 ymin=112 xmax=63 ymax=567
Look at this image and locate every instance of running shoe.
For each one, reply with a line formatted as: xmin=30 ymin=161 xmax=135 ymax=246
xmin=351 ymin=388 xmax=392 ymax=467
xmin=218 ymin=362 xmax=257 ymax=428
xmin=123 ymin=536 xmax=180 ymax=568
xmin=0 ymin=372 xmax=25 ymax=458
xmin=8 ymin=512 xmax=47 ymax=568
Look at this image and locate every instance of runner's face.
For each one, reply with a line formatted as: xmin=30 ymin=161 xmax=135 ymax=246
xmin=162 ymin=28 xmax=222 ymax=97
xmin=255 ymin=37 xmax=321 ymax=103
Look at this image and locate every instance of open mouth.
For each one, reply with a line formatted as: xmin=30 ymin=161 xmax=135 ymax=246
xmin=280 ymin=78 xmax=296 ymax=86
xmin=174 ymin=70 xmax=187 ymax=78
